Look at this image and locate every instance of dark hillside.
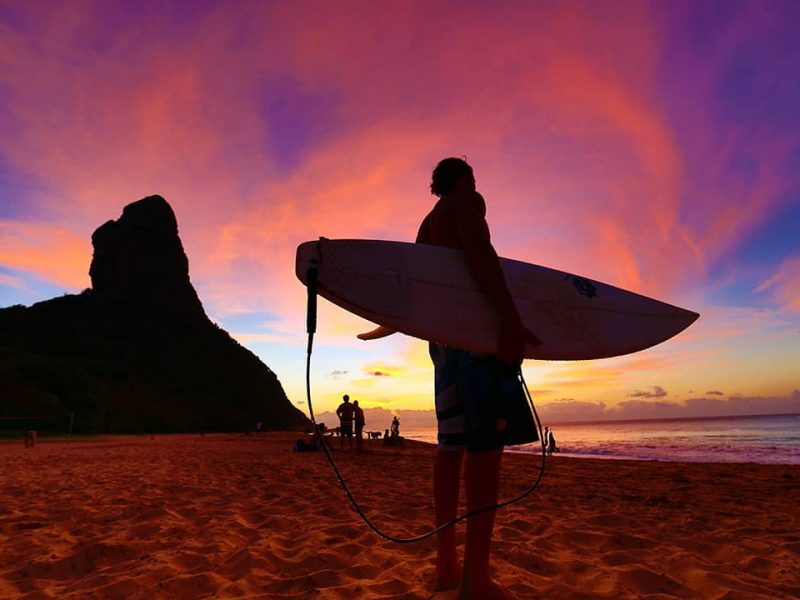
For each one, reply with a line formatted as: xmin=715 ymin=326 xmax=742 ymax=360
xmin=0 ymin=196 xmax=308 ymax=434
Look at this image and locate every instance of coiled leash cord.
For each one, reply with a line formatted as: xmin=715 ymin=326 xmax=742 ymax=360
xmin=305 ymin=263 xmax=547 ymax=543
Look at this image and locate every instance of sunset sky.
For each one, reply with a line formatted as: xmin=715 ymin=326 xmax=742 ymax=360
xmin=1 ymin=1 xmax=799 ymax=423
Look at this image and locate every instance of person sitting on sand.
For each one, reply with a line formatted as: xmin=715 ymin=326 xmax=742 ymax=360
xmin=293 ymin=424 xmax=331 ymax=452
xmin=336 ymin=394 xmax=355 ymax=451
xmin=353 ymin=400 xmax=366 ymax=452
xmin=417 ymin=157 xmax=541 ymax=599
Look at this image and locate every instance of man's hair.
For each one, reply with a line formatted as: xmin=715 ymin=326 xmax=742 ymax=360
xmin=343 ymin=394 xmax=350 ymax=401
xmin=430 ymin=157 xmax=473 ymax=197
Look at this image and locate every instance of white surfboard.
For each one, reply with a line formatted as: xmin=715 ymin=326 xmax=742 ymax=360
xmin=296 ymin=239 xmax=699 ymax=361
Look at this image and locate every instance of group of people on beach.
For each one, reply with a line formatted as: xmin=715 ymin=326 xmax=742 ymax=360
xmin=336 ymin=394 xmax=403 ymax=450
xmin=293 ymin=394 xmax=402 ymax=453
xmin=335 ymin=394 xmax=364 ymax=451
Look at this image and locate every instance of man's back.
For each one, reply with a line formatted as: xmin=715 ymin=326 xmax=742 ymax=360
xmin=337 ymin=402 xmax=355 ymax=421
xmin=416 ymin=191 xmax=490 ymax=250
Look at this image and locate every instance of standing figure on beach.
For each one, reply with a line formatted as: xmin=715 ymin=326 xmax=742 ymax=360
xmin=391 ymin=415 xmax=400 ymax=438
xmin=353 ymin=400 xmax=366 ymax=452
xmin=548 ymin=430 xmax=557 ymax=456
xmin=416 ymin=157 xmax=541 ymax=599
xmin=336 ymin=394 xmax=355 ymax=451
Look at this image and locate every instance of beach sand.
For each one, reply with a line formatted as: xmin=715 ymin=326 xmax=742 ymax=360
xmin=1 ymin=433 xmax=798 ymax=599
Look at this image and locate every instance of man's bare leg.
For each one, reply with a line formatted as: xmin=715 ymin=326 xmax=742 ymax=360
xmin=434 ymin=447 xmax=464 ymax=590
xmin=459 ymin=447 xmax=515 ymax=600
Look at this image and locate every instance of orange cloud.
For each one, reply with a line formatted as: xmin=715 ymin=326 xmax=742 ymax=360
xmin=0 ymin=221 xmax=90 ymax=289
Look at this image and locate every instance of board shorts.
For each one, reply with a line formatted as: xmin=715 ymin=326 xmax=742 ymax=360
xmin=430 ymin=342 xmax=539 ymax=452
xmin=340 ymin=421 xmax=353 ymax=436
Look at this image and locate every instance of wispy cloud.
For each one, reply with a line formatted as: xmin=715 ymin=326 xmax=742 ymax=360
xmin=757 ymin=255 xmax=800 ymax=312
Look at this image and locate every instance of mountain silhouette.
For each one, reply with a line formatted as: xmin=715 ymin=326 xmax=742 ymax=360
xmin=0 ymin=195 xmax=308 ymax=434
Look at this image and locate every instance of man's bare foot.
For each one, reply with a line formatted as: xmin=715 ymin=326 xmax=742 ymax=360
xmin=434 ymin=556 xmax=462 ymax=591
xmin=458 ymin=576 xmax=516 ymax=600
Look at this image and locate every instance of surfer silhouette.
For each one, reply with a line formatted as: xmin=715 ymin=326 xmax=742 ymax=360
xmin=416 ymin=157 xmax=541 ymax=599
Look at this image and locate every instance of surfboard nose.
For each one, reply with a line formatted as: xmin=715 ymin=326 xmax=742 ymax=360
xmin=296 ymin=240 xmax=321 ymax=285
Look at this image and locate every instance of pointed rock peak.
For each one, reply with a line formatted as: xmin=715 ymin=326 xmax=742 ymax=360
xmin=89 ymin=195 xmax=205 ymax=321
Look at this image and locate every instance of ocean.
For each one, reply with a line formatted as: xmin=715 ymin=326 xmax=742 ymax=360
xmin=401 ymin=413 xmax=800 ymax=465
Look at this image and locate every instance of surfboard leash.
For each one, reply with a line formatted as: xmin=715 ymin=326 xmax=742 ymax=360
xmin=304 ymin=263 xmax=547 ymax=544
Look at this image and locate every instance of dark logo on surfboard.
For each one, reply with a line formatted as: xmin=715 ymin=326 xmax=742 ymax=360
xmin=565 ymin=274 xmax=597 ymax=299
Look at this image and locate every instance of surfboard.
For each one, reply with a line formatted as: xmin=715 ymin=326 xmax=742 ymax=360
xmin=295 ymin=238 xmax=699 ymax=361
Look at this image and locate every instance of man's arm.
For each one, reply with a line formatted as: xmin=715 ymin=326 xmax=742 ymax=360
xmin=457 ymin=192 xmax=541 ymax=363
xmin=456 ymin=192 xmax=520 ymax=325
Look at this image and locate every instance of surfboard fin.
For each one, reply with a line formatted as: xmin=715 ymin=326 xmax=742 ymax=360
xmin=357 ymin=325 xmax=397 ymax=341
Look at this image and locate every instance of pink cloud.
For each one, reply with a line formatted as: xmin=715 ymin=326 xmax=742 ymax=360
xmin=2 ymin=0 xmax=793 ymax=312
xmin=757 ymin=255 xmax=800 ymax=312
xmin=0 ymin=221 xmax=90 ymax=289
xmin=1 ymin=1 xmax=797 ymax=413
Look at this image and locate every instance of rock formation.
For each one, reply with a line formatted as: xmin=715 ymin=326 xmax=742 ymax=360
xmin=0 ymin=196 xmax=308 ymax=434
xmin=89 ymin=196 xmax=206 ymax=321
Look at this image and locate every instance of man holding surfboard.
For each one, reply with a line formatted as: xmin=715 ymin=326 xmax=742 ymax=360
xmin=416 ymin=157 xmax=540 ymax=599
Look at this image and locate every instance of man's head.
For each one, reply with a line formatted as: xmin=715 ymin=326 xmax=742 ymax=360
xmin=430 ymin=157 xmax=475 ymax=197
xmin=353 ymin=400 xmax=359 ymax=407
xmin=343 ymin=394 xmax=350 ymax=402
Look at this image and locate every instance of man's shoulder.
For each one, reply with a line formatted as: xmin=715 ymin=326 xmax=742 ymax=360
xmin=453 ymin=191 xmax=486 ymax=216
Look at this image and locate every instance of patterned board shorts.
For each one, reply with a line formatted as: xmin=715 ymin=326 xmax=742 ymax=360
xmin=430 ymin=342 xmax=539 ymax=452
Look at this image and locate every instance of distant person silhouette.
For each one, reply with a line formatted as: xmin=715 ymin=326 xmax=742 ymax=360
xmin=336 ymin=394 xmax=355 ymax=450
xmin=417 ymin=157 xmax=541 ymax=599
xmin=548 ymin=430 xmax=558 ymax=456
xmin=354 ymin=400 xmax=366 ymax=452
xmin=391 ymin=415 xmax=400 ymax=437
